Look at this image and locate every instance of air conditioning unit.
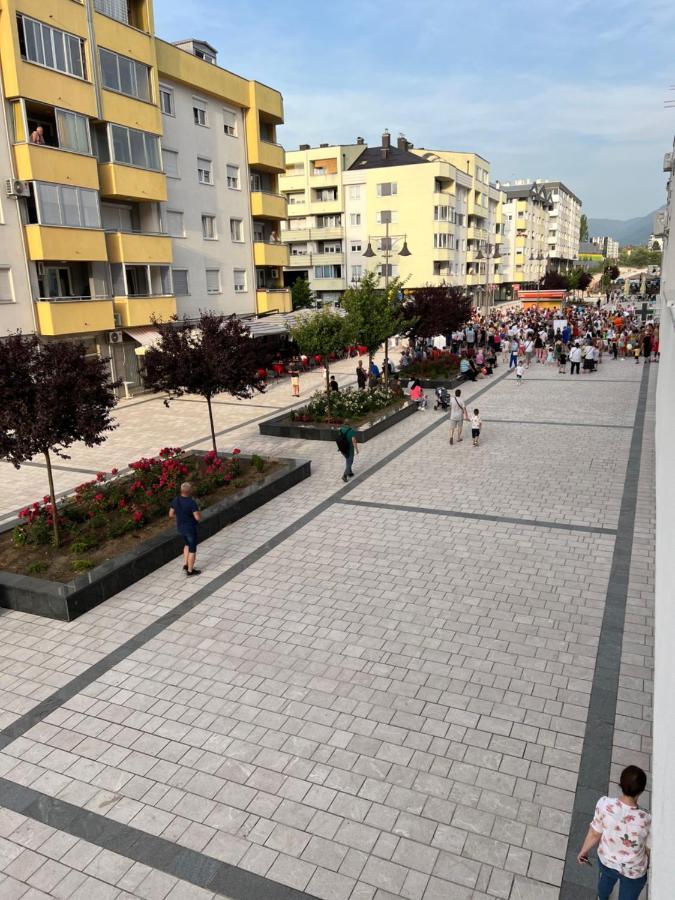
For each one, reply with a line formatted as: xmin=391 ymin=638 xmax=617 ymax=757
xmin=5 ymin=179 xmax=30 ymax=197
xmin=108 ymin=330 xmax=123 ymax=344
xmin=664 ymin=152 xmax=673 ymax=173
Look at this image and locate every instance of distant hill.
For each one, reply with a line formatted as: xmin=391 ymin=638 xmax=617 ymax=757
xmin=588 ymin=208 xmax=663 ymax=246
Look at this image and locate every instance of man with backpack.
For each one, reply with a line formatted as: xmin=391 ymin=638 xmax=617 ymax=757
xmin=337 ymin=425 xmax=359 ymax=482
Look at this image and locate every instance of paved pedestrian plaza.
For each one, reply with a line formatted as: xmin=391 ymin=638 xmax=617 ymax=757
xmin=0 ymin=357 xmax=654 ymax=900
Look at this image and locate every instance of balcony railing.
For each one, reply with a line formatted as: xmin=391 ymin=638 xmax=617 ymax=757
xmin=36 ymin=294 xmax=112 ymax=302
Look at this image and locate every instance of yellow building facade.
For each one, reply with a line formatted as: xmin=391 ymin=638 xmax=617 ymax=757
xmin=280 ymin=133 xmax=505 ymax=304
xmin=500 ymin=182 xmax=552 ymax=289
xmin=0 ymin=0 xmax=288 ymax=385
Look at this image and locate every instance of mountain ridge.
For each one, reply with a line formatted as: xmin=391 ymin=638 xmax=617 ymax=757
xmin=587 ymin=208 xmax=663 ymax=246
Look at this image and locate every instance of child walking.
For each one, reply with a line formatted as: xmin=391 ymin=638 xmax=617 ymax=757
xmin=558 ymin=348 xmax=567 ymax=374
xmin=515 ymin=361 xmax=524 ymax=384
xmin=471 ymin=408 xmax=482 ymax=447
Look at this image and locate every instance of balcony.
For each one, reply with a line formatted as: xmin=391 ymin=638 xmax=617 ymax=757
xmin=248 ymin=139 xmax=285 ymax=173
xmin=92 ymin=9 xmax=155 ymax=65
xmin=254 ymin=242 xmax=289 ymax=268
xmin=282 ymin=228 xmax=310 ymax=243
xmin=309 ymin=173 xmax=339 ymax=188
xmin=311 ymin=277 xmax=345 ymax=292
xmin=250 ymin=191 xmax=287 ymax=220
xmin=467 ymin=226 xmax=487 ymax=241
xmin=312 ymin=225 xmax=343 ymax=240
xmin=113 ymin=295 xmax=177 ymax=327
xmin=98 ymin=163 xmax=167 ymax=202
xmin=105 ymin=231 xmax=173 ymax=264
xmin=34 ymin=298 xmax=115 ymax=336
xmin=13 ymin=144 xmax=99 ymax=190
xmin=99 ymin=91 xmax=162 ymax=137
xmin=515 ymin=235 xmax=526 ymax=248
xmin=309 ymin=198 xmax=342 ymax=215
xmin=287 ymin=254 xmax=311 ymax=267
xmin=312 ymin=252 xmax=345 ymax=266
xmin=256 ymin=288 xmax=291 ymax=314
xmin=24 ymin=225 xmax=107 ymax=262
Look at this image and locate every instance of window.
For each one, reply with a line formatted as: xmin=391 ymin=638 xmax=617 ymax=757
xmin=434 ymin=233 xmax=449 ymax=249
xmin=99 ymin=49 xmax=150 ymax=101
xmin=230 ymin=218 xmax=243 ymax=242
xmin=378 ymin=264 xmax=398 ymax=277
xmin=350 ymin=213 xmax=361 ymax=226
xmin=0 ymin=268 xmax=13 ymax=302
xmin=222 ymin=108 xmax=237 ymax=136
xmin=377 ymin=182 xmax=397 ymax=196
xmin=166 ymin=210 xmax=184 ymax=237
xmin=193 ymin=99 xmax=207 ymax=126
xmin=351 ymin=265 xmax=362 ymax=282
xmin=55 ymin=109 xmax=91 ymax=154
xmin=315 ymin=265 xmax=342 ymax=279
xmin=197 ymin=157 xmax=213 ymax=184
xmin=159 ymin=86 xmax=174 ymax=116
xmin=195 ymin=48 xmax=215 ymax=64
xmin=110 ymin=124 xmax=160 ymax=170
xmin=18 ymin=15 xmax=86 ymax=79
xmin=349 ymin=185 xmax=361 ymax=200
xmin=226 ymin=165 xmax=240 ymax=189
xmin=317 ymin=214 xmax=341 ymax=227
xmin=434 ymin=205 xmax=449 ymax=221
xmin=376 ymin=210 xmax=397 ymax=225
xmin=34 ymin=182 xmax=101 ymax=228
xmin=378 ymin=237 xmax=393 ymax=251
xmin=162 ymin=148 xmax=179 ymax=178
xmin=234 ymin=269 xmax=247 ymax=293
xmin=201 ymin=214 xmax=216 ymax=239
xmin=172 ymin=268 xmax=189 ymax=296
xmin=287 ymin=192 xmax=305 ymax=205
xmin=206 ymin=268 xmax=221 ymax=294
xmin=351 ymin=243 xmax=362 ymax=252
xmin=94 ymin=0 xmax=131 ymax=24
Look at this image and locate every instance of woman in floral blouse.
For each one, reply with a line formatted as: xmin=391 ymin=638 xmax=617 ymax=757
xmin=577 ymin=765 xmax=651 ymax=899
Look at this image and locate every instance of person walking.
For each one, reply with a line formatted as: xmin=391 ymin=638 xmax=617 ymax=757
xmin=449 ymin=389 xmax=467 ymax=445
xmin=524 ymin=337 xmax=534 ymax=367
xmin=338 ymin=424 xmax=358 ymax=482
xmin=290 ymin=367 xmax=300 ymax=397
xmin=509 ymin=336 xmax=519 ymax=369
xmin=470 ymin=408 xmax=482 ymax=447
xmin=577 ymin=765 xmax=651 ymax=900
xmin=356 ymin=360 xmax=367 ymax=390
xmin=569 ymin=343 xmax=581 ymax=375
xmin=169 ymin=482 xmax=202 ymax=576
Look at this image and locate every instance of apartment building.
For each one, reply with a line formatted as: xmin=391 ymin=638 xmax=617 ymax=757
xmin=0 ymin=0 xmax=288 ymax=390
xmin=500 ymin=183 xmax=552 ymax=289
xmin=279 ymin=142 xmax=365 ymax=305
xmin=590 ymin=235 xmax=620 ymax=259
xmin=280 ymin=132 xmax=505 ymax=302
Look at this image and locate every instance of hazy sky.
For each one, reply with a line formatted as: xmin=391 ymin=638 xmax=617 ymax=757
xmin=156 ymin=0 xmax=675 ymax=219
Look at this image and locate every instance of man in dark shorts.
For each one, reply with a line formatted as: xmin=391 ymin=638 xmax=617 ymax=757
xmin=169 ymin=482 xmax=202 ymax=576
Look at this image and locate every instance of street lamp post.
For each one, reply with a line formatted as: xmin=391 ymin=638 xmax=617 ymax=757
xmin=363 ymin=221 xmax=411 ymax=385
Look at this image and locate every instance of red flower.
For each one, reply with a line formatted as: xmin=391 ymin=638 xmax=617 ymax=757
xmin=111 ymin=468 xmax=119 ymax=475
xmin=232 ymin=448 xmax=241 ymax=455
xmin=43 ymin=495 xmax=50 ymax=504
xmin=133 ymin=511 xmax=143 ymax=523
xmin=118 ymin=499 xmax=126 ymax=509
xmin=96 ymin=472 xmax=105 ymax=481
xmin=95 ymin=493 xmax=104 ymax=502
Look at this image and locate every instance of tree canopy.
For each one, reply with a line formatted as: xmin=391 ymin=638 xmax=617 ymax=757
xmin=144 ymin=312 xmax=264 ymax=453
xmin=291 ymin=277 xmax=314 ymax=311
xmin=402 ymin=285 xmax=472 ymax=342
xmin=579 ymin=214 xmax=589 ymax=242
xmin=618 ymin=245 xmax=662 ymax=268
xmin=288 ymin=307 xmax=351 ymax=413
xmin=0 ymin=334 xmax=118 ymax=544
xmin=341 ymin=271 xmax=403 ymax=367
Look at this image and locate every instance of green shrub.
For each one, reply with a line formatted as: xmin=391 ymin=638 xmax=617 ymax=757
xmin=70 ymin=539 xmax=95 ymax=555
xmin=251 ymin=454 xmax=265 ymax=473
xmin=27 ymin=561 xmax=48 ymax=575
xmin=106 ymin=520 xmax=135 ymax=540
xmin=72 ymin=559 xmax=94 ymax=572
xmin=233 ymin=479 xmax=245 ymax=488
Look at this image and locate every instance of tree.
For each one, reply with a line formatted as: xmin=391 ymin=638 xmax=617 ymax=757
xmin=578 ymin=270 xmax=593 ymax=295
xmin=144 ymin=313 xmax=264 ymax=454
xmin=619 ymin=245 xmax=662 ymax=268
xmin=540 ymin=271 xmax=569 ymax=290
xmin=341 ymin=271 xmax=403 ymax=382
xmin=291 ymin=278 xmax=314 ymax=311
xmin=0 ymin=334 xmax=118 ymax=545
xmin=401 ymin=285 xmax=472 ymax=343
xmin=288 ymin=308 xmax=351 ymax=417
xmin=579 ymin=214 xmax=589 ymax=242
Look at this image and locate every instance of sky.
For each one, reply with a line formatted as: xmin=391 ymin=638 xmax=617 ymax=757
xmin=155 ymin=0 xmax=675 ymax=220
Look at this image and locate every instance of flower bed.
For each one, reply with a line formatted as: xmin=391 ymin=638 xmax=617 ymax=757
xmin=290 ymin=386 xmax=404 ymax=426
xmin=403 ymin=352 xmax=460 ymax=381
xmin=0 ymin=447 xmax=269 ymax=583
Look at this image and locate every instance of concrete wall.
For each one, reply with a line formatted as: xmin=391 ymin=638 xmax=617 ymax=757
xmin=653 ymin=135 xmax=675 ymax=900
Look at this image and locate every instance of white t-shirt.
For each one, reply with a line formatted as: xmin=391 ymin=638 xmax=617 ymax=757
xmin=591 ymin=797 xmax=651 ymax=879
xmin=470 ymin=414 xmax=481 ymax=430
xmin=449 ymin=396 xmax=465 ymax=421
xmin=525 ymin=340 xmax=534 ymax=353
xmin=569 ymin=347 xmax=581 ymax=363
xmin=515 ymin=364 xmax=524 ymax=377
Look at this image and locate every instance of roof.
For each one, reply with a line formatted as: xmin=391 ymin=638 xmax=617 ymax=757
xmin=502 ymin=182 xmax=553 ymax=205
xmin=173 ymin=38 xmax=218 ymax=55
xmin=348 ymin=146 xmax=427 ymax=171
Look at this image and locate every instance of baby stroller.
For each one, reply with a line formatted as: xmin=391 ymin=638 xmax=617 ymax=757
xmin=434 ymin=387 xmax=449 ymax=411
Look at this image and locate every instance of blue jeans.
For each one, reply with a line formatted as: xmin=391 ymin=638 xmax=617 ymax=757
xmin=343 ymin=448 xmax=354 ymax=476
xmin=509 ymin=352 xmax=518 ymax=368
xmin=598 ymin=860 xmax=647 ymax=900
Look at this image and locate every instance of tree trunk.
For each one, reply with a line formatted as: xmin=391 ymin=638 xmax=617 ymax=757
xmin=384 ymin=338 xmax=389 ymax=388
xmin=368 ymin=351 xmax=373 ymax=389
xmin=43 ymin=449 xmax=60 ymax=547
xmin=325 ymin=364 xmax=331 ymax=420
xmin=206 ymin=396 xmax=217 ymax=454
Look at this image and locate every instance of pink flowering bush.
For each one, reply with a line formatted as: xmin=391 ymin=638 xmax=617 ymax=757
xmin=13 ymin=448 xmax=249 ymax=548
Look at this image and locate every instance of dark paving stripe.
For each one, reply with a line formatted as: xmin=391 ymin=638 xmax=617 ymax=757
xmin=486 ymin=418 xmax=633 ymax=430
xmin=1 ymin=460 xmax=101 ymax=476
xmin=176 ymin=398 xmax=283 ymax=410
xmin=514 ymin=376 xmax=643 ymax=383
xmin=0 ymin=368 xmax=512 ymax=753
xmin=337 ymin=498 xmax=618 ymax=535
xmin=0 ymin=778 xmax=318 ymax=900
xmin=559 ymin=362 xmax=650 ymax=900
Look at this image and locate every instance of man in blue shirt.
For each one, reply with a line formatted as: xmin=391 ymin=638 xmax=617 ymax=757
xmin=369 ymin=361 xmax=380 ymax=384
xmin=169 ymin=482 xmax=202 ymax=576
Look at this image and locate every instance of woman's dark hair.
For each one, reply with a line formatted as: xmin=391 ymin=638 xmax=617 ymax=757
xmin=620 ymin=765 xmax=647 ymax=798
